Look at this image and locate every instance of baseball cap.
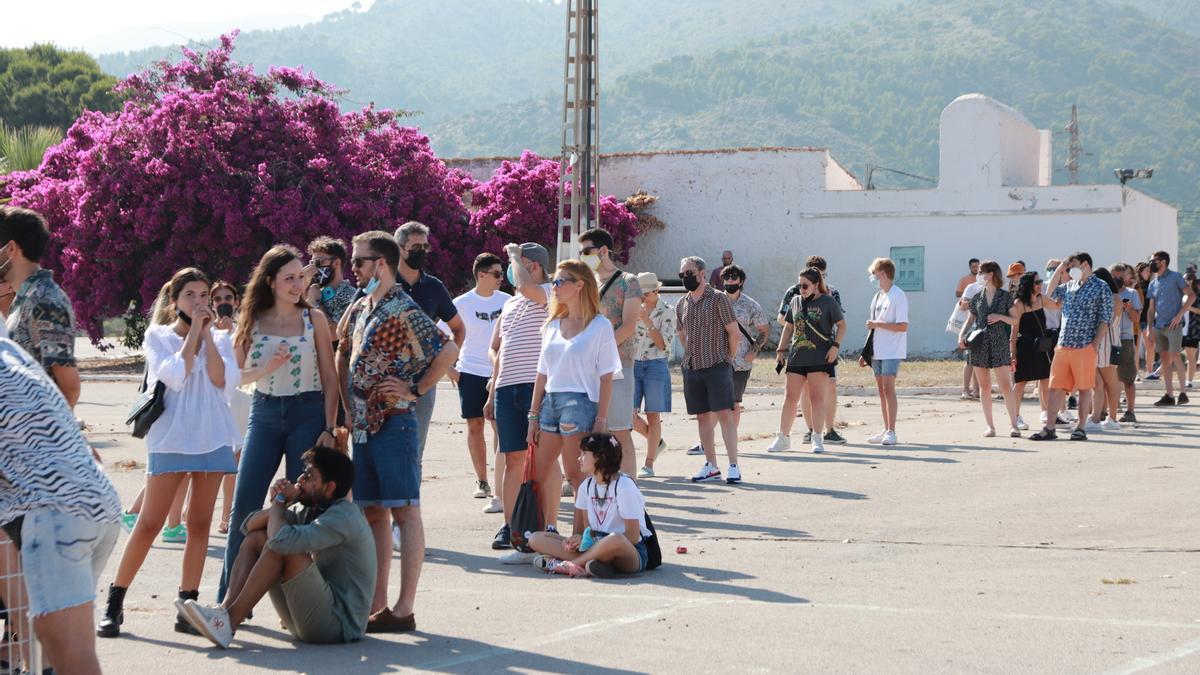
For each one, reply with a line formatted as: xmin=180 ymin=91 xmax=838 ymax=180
xmin=518 ymin=242 xmax=550 ymax=271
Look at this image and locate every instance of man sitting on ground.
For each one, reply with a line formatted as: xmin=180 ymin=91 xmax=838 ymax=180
xmin=181 ymin=447 xmax=375 ymax=648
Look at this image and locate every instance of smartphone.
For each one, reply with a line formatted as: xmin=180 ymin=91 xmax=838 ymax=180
xmin=216 ymin=303 xmax=234 ymax=318
xmin=775 ymin=361 xmax=785 ymax=374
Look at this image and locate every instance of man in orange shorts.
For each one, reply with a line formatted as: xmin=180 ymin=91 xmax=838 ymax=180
xmin=1032 ymin=253 xmax=1113 ymax=441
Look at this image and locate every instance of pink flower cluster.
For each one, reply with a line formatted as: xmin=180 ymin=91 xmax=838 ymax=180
xmin=0 ymin=34 xmax=641 ymax=343
xmin=467 ymin=150 xmax=639 ymax=263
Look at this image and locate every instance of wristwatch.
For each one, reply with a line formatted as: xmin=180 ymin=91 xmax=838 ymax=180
xmin=273 ymin=492 xmax=288 ymax=505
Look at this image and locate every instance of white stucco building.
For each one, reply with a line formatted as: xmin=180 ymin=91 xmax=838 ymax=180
xmin=448 ymin=93 xmax=1178 ymax=355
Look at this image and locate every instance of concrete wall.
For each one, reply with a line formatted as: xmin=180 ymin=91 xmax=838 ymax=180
xmin=939 ymin=93 xmax=1046 ymax=192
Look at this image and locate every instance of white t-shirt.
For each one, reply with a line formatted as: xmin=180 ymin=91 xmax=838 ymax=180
xmin=870 ymin=285 xmax=909 ymax=360
xmin=536 ymin=315 xmax=622 ymax=403
xmin=575 ymin=474 xmax=650 ymax=538
xmin=452 ymin=289 xmax=511 ymax=377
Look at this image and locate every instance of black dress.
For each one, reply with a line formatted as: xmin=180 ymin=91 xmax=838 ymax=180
xmin=1014 ymin=308 xmax=1052 ymax=383
xmin=968 ymin=289 xmax=1014 ymax=369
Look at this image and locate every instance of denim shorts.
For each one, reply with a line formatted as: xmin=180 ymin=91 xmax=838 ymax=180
xmin=634 ymin=359 xmax=672 ymax=414
xmin=634 ymin=538 xmax=649 ymax=573
xmin=353 ymin=413 xmax=421 ymax=507
xmin=871 ymin=358 xmax=902 ymax=377
xmin=607 ymin=368 xmax=635 ymax=431
xmin=457 ymin=372 xmax=490 ymax=419
xmin=539 ymin=391 xmax=596 ymax=436
xmin=147 ymin=445 xmax=237 ymax=475
xmin=18 ymin=509 xmax=119 ymax=617
xmin=495 ymin=382 xmax=534 ymax=453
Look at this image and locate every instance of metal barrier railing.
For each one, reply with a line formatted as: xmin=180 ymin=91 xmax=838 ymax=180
xmin=1 ymin=536 xmax=42 ymax=674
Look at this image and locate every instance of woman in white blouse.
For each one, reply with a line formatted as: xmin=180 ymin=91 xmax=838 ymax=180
xmin=526 ymin=259 xmax=622 ymax=532
xmin=99 ymin=267 xmax=241 ymax=638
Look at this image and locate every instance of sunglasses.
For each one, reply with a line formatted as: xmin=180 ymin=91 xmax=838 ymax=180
xmin=1034 ymin=280 xmax=1043 ymax=285
xmin=405 ymin=243 xmax=431 ymax=252
xmin=799 ymin=283 xmax=814 ymax=290
xmin=482 ymin=270 xmax=503 ymax=279
xmin=580 ymin=245 xmax=598 ymax=255
xmin=552 ymin=277 xmax=578 ymax=287
xmin=298 ymin=468 xmax=315 ymax=482
xmin=351 ymin=255 xmax=381 ymax=268
xmin=678 ymin=271 xmax=697 ymax=279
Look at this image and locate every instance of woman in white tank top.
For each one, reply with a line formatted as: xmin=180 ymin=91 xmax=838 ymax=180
xmin=218 ymin=244 xmax=340 ymax=603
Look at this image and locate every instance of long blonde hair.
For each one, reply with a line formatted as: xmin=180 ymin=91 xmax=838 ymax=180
xmin=150 ymin=267 xmax=211 ymax=325
xmin=547 ymin=259 xmax=601 ymax=326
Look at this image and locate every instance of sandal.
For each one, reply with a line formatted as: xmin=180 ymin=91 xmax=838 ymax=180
xmin=218 ymin=519 xmax=230 ymax=534
xmin=1029 ymin=429 xmax=1057 ymax=441
xmin=552 ymin=561 xmax=590 ymax=578
xmin=1070 ymin=428 xmax=1088 ymax=441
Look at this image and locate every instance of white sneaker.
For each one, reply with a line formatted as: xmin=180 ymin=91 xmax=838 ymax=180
xmin=1015 ymin=416 xmax=1029 ymax=431
xmin=811 ymin=437 xmax=825 ymax=454
xmin=881 ymin=430 xmax=897 ymax=446
xmin=392 ymin=523 xmax=401 ymax=552
xmin=686 ymin=444 xmax=705 ymax=455
xmin=500 ymin=549 xmax=537 ymax=565
xmin=1083 ymin=418 xmax=1103 ymax=433
xmin=182 ymin=601 xmax=233 ymax=649
xmin=473 ymin=480 xmax=491 ymax=499
xmin=867 ymin=430 xmax=887 ymax=444
xmin=726 ymin=464 xmax=742 ymax=484
xmin=690 ymin=462 xmax=721 ymax=482
xmin=765 ymin=432 xmax=791 ymax=453
xmin=1100 ymin=418 xmax=1121 ymax=431
xmin=482 ymin=496 xmax=503 ymax=514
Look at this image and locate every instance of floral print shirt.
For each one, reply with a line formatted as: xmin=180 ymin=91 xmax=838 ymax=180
xmin=4 ymin=269 xmax=77 ymax=372
xmin=631 ymin=300 xmax=676 ymax=362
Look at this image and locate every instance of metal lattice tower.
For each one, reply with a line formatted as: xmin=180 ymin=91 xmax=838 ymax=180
xmin=1065 ymin=104 xmax=1082 ymax=185
xmin=557 ymin=0 xmax=600 ymax=262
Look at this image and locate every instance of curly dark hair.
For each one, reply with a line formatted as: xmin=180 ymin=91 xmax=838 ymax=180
xmin=580 ymin=432 xmax=623 ymax=483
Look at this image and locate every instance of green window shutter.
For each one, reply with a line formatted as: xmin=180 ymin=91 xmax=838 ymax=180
xmin=889 ymin=246 xmax=924 ymax=292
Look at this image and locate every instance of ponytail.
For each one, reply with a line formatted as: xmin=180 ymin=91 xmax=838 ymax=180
xmin=150 ymin=281 xmax=176 ymax=325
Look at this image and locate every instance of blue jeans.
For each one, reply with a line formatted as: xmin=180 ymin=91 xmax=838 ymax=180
xmin=353 ymin=412 xmax=422 ymax=507
xmin=218 ymin=390 xmax=324 ymax=601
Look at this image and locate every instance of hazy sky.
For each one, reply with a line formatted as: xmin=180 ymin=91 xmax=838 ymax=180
xmin=2 ymin=1 xmax=372 ymax=53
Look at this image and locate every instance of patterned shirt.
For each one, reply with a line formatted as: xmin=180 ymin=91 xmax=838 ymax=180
xmin=1052 ymin=275 xmax=1113 ymax=349
xmin=778 ymin=283 xmax=842 ymax=316
xmin=494 ymin=284 xmax=551 ymax=389
xmin=320 ymin=280 xmax=359 ymax=327
xmin=0 ymin=338 xmax=121 ymax=525
xmin=730 ymin=293 xmax=769 ymax=371
xmin=4 ymin=269 xmax=77 ymax=371
xmin=675 ymin=285 xmax=736 ymax=370
xmin=1147 ymin=269 xmax=1189 ymax=330
xmin=598 ymin=270 xmax=644 ymax=368
xmin=631 ymin=299 xmax=676 ymax=362
xmin=346 ymin=287 xmax=446 ymax=441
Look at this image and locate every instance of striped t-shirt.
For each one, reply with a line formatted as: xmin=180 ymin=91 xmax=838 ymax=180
xmin=0 ymin=338 xmax=121 ymax=526
xmin=495 ymin=284 xmax=551 ymax=389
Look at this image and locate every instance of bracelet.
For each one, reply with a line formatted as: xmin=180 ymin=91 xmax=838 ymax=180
xmin=526 ymin=413 xmax=540 ymax=421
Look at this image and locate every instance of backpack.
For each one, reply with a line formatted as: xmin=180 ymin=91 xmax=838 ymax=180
xmin=612 ymin=475 xmax=662 ymax=570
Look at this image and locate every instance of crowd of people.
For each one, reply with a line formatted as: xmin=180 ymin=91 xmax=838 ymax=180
xmin=1 ymin=200 xmax=1197 ymax=672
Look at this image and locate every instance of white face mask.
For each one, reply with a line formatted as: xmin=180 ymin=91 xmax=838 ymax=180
xmin=1068 ymin=267 xmax=1083 ymax=282
xmin=581 ymin=253 xmax=601 ymax=272
xmin=976 ymin=273 xmax=987 ymax=286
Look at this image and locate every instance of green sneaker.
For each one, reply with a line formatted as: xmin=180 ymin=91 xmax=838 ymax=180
xmin=637 ymin=466 xmax=655 ymax=479
xmin=161 ymin=524 xmax=187 ymax=544
xmin=120 ymin=511 xmax=138 ymax=533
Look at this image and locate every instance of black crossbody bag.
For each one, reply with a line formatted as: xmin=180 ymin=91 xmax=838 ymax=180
xmin=125 ymin=368 xmax=166 ymax=439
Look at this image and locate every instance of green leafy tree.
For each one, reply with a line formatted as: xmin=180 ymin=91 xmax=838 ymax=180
xmin=0 ymin=44 xmax=119 ymax=129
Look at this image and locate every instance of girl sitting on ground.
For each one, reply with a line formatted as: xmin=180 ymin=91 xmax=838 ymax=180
xmin=526 ymin=432 xmax=651 ymax=578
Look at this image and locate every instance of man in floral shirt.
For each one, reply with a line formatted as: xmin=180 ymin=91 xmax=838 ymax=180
xmin=337 ymin=231 xmax=457 ymax=634
xmin=1032 ymin=252 xmax=1112 ymax=442
xmin=0 ymin=206 xmax=81 ymax=408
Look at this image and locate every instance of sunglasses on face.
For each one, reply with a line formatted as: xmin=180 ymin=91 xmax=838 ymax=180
xmin=552 ymin=277 xmax=578 ymax=287
xmin=351 ymin=255 xmax=381 ymax=268
xmin=482 ymin=270 xmax=503 ymax=279
xmin=406 ymin=243 xmax=431 ymax=252
xmin=678 ymin=271 xmax=697 ymax=279
xmin=580 ymin=245 xmax=598 ymax=256
xmin=311 ymin=257 xmax=334 ymax=266
xmin=799 ymin=283 xmax=814 ymax=290
xmin=298 ymin=468 xmax=315 ymax=482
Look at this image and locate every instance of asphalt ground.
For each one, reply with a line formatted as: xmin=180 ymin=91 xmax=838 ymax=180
xmin=69 ymin=378 xmax=1200 ymax=674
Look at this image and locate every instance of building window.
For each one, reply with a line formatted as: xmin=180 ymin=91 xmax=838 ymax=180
xmin=890 ymin=246 xmax=924 ymax=292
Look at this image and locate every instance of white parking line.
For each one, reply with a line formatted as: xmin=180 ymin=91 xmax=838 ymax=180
xmin=1101 ymin=636 xmax=1200 ymax=674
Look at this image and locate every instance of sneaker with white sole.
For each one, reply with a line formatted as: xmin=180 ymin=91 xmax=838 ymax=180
xmin=811 ymin=437 xmax=825 ymax=454
xmin=726 ymin=464 xmax=742 ymax=484
xmin=120 ymin=511 xmax=137 ymax=534
xmin=500 ymin=549 xmax=537 ymax=565
xmin=182 ymin=601 xmax=233 ymax=649
xmin=1015 ymin=416 xmax=1029 ymax=431
xmin=1100 ymin=418 xmax=1121 ymax=431
xmin=392 ymin=523 xmax=401 ymax=552
xmin=691 ymin=462 xmax=721 ymax=482
xmin=765 ymin=432 xmax=791 ymax=453
xmin=881 ymin=430 xmax=897 ymax=446
xmin=637 ymin=466 xmax=655 ymax=479
xmin=686 ymin=444 xmax=704 ymax=455
xmin=482 ymin=496 xmax=503 ymax=514
xmin=1039 ymin=410 xmax=1049 ymax=426
xmin=473 ymin=480 xmax=492 ymax=499
xmin=867 ymin=430 xmax=887 ymax=444
xmin=533 ymin=554 xmax=560 ymax=573
xmin=561 ymin=481 xmax=574 ymax=497
xmin=1083 ymin=418 xmax=1103 ymax=433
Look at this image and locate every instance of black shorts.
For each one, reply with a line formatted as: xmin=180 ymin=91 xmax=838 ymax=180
xmin=1184 ymin=337 xmax=1200 ymax=349
xmin=732 ymin=369 xmax=751 ymax=403
xmin=457 ymin=372 xmax=490 ymax=419
xmin=786 ymin=363 xmax=837 ymax=377
xmin=682 ymin=363 xmax=735 ymax=415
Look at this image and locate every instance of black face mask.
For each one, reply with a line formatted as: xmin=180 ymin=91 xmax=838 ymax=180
xmin=405 ymin=250 xmax=427 ymax=270
xmin=315 ymin=265 xmax=333 ymax=287
xmin=724 ymin=284 xmax=741 ymax=295
xmin=682 ymin=275 xmax=700 ymax=292
xmin=178 ymin=310 xmax=193 ymax=325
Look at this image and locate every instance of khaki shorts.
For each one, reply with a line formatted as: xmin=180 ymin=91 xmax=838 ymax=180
xmin=1117 ymin=339 xmax=1137 ymax=384
xmin=268 ymin=562 xmax=345 ymax=644
xmin=1050 ymin=345 xmax=1097 ymax=392
xmin=1155 ymin=327 xmax=1183 ymax=354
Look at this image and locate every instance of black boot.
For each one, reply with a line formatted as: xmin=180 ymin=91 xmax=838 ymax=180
xmin=174 ymin=589 xmax=200 ymax=635
xmin=96 ymin=584 xmax=127 ymax=638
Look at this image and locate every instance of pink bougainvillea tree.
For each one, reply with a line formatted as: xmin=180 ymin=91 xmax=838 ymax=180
xmin=468 ymin=150 xmax=639 ymax=263
xmin=1 ymin=33 xmax=471 ymax=342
